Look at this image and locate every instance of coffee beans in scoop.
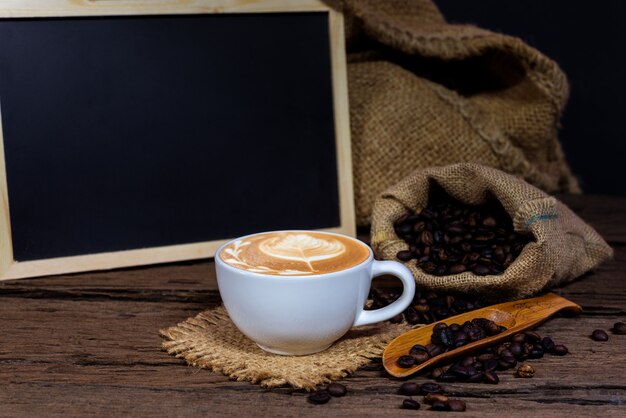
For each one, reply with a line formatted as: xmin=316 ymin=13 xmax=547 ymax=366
xmin=393 ymin=184 xmax=532 ymax=276
xmin=396 ymin=319 xmax=569 ymax=386
xmin=396 ymin=318 xmax=506 ymax=369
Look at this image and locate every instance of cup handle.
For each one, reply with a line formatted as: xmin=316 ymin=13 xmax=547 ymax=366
xmin=353 ymin=260 xmax=416 ymax=327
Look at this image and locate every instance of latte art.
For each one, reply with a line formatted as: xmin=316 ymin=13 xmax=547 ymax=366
xmin=220 ymin=231 xmax=370 ymax=276
xmin=259 ymin=234 xmax=346 ymax=272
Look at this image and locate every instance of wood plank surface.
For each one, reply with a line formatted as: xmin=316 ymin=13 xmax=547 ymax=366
xmin=0 ymin=194 xmax=625 ymax=417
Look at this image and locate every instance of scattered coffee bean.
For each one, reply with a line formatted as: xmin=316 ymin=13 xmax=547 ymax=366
xmin=326 ymin=383 xmax=347 ymax=397
xmin=402 ymin=399 xmax=421 ymax=410
xmin=424 ymin=393 xmax=449 ymax=404
xmin=399 ymin=382 xmax=421 ymax=396
xmin=397 ymin=355 xmax=415 ymax=368
xmin=591 ymin=329 xmax=609 ymax=341
xmin=553 ymin=345 xmax=569 ymax=356
xmin=421 ymin=383 xmax=444 ymax=394
xmin=541 ymin=337 xmax=556 ymax=353
xmin=516 ymin=364 xmax=535 ymax=378
xmin=308 ymin=390 xmax=331 ymax=405
xmin=613 ymin=322 xmax=626 ymax=335
xmin=431 ymin=367 xmax=445 ymax=379
xmin=393 ymin=184 xmax=532 ymax=277
xmin=524 ymin=331 xmax=541 ymax=343
xmin=448 ymin=399 xmax=467 ymax=412
xmin=483 ymin=369 xmax=500 ymax=384
xmin=431 ymin=400 xmax=451 ymax=411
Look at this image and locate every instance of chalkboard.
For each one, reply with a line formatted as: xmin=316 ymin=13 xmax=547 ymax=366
xmin=0 ymin=1 xmax=354 ymax=280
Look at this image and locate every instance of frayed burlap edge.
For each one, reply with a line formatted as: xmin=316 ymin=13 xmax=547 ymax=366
xmin=160 ymin=306 xmax=413 ymax=390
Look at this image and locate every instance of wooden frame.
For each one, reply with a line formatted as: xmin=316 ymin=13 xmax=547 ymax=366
xmin=0 ymin=0 xmax=354 ymax=280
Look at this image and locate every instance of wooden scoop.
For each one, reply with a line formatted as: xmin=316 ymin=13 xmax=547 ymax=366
xmin=383 ymin=292 xmax=582 ymax=378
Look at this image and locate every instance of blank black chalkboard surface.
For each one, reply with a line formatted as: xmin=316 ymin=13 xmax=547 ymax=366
xmin=0 ymin=0 xmax=353 ymax=280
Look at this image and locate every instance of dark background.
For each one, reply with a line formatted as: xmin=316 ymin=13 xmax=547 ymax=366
xmin=435 ymin=0 xmax=626 ymax=196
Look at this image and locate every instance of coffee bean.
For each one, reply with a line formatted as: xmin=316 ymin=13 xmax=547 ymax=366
xmin=433 ymin=322 xmax=448 ymax=332
xmin=421 ymin=230 xmax=434 ymax=246
xmin=613 ymin=322 xmax=626 ymax=335
xmin=512 ymin=333 xmax=527 ymax=344
xmin=424 ymin=393 xmax=449 ymax=404
xmin=431 ymin=367 xmax=445 ymax=379
xmin=460 ymin=356 xmax=475 ymax=367
xmin=411 ymin=351 xmax=431 ymax=364
xmin=327 ymin=383 xmax=347 ymax=397
xmin=426 ymin=344 xmax=444 ymax=358
xmin=477 ymin=353 xmax=495 ymax=362
xmin=437 ymin=372 xmax=458 ymax=383
xmin=482 ymin=370 xmax=499 ymax=384
xmin=553 ymin=345 xmax=569 ymax=356
xmin=469 ymin=372 xmax=484 ymax=383
xmin=410 ymin=344 xmax=428 ymax=354
xmin=308 ymin=390 xmax=331 ymax=404
xmin=399 ymin=382 xmax=421 ymax=396
xmin=591 ymin=329 xmax=609 ymax=341
xmin=390 ymin=313 xmax=404 ymax=324
xmin=449 ymin=364 xmax=471 ymax=378
xmin=432 ymin=327 xmax=455 ymax=348
xmin=448 ymin=264 xmax=467 ymax=274
xmin=413 ymin=221 xmax=426 ymax=233
xmin=402 ymin=399 xmax=421 ymax=410
xmin=509 ymin=343 xmax=524 ymax=359
xmin=497 ymin=360 xmax=516 ymax=370
xmin=484 ymin=321 xmax=502 ymax=336
xmin=472 ymin=264 xmax=490 ymax=276
xmin=541 ymin=337 xmax=556 ymax=353
xmin=421 ymin=383 xmax=444 ymax=394
xmin=397 ymin=355 xmax=415 ymax=368
xmin=434 ymin=265 xmax=447 ymax=276
xmin=524 ymin=331 xmax=541 ymax=343
xmin=453 ymin=331 xmax=469 ymax=347
xmin=396 ymin=250 xmax=413 ymax=262
xmin=406 ymin=307 xmax=420 ymax=324
xmin=468 ymin=327 xmax=486 ymax=341
xmin=448 ymin=399 xmax=467 ymax=412
xmin=431 ymin=400 xmax=451 ymax=411
xmin=516 ymin=364 xmax=535 ymax=378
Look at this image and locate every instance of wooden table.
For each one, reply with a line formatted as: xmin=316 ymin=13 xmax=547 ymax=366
xmin=1 ymin=195 xmax=625 ymax=417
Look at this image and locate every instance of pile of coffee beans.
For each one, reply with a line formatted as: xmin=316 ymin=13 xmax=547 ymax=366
xmin=396 ymin=318 xmax=507 ymax=369
xmin=393 ymin=185 xmax=532 ymax=276
xmin=369 ymin=289 xmax=486 ymax=325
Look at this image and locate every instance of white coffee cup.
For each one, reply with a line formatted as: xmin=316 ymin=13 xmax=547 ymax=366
xmin=215 ymin=230 xmax=416 ymax=355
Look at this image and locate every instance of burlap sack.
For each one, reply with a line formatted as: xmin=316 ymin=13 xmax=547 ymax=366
xmin=333 ymin=0 xmax=581 ymax=226
xmin=370 ymin=163 xmax=612 ymax=300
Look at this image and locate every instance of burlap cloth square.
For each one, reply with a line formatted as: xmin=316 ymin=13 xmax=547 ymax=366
xmin=160 ymin=306 xmax=412 ymax=390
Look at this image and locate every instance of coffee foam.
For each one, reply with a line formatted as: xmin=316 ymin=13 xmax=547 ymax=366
xmin=219 ymin=231 xmax=370 ymax=276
